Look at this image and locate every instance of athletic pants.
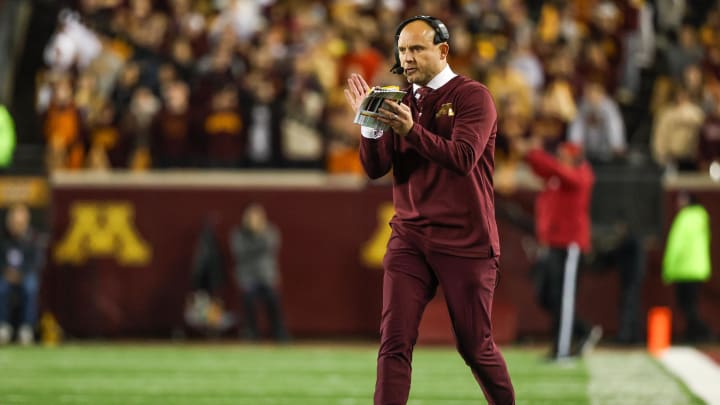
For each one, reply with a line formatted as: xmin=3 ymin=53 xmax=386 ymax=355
xmin=374 ymin=233 xmax=515 ymax=405
xmin=534 ymin=245 xmax=589 ymax=358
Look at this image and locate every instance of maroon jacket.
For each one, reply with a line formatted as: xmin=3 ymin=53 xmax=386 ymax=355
xmin=360 ymin=75 xmax=499 ymax=258
xmin=525 ymin=149 xmax=594 ymax=251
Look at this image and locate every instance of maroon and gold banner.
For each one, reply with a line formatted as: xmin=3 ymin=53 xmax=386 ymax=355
xmin=44 ymin=172 xmax=388 ymax=338
xmin=42 ymin=172 xmax=538 ymax=341
xmin=42 ymin=172 xmax=720 ymax=341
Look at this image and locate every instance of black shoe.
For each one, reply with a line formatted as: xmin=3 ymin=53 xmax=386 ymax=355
xmin=545 ymin=346 xmax=580 ymax=362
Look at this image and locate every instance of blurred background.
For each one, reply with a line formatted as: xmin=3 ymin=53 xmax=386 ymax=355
xmin=0 ymin=0 xmax=718 ymax=346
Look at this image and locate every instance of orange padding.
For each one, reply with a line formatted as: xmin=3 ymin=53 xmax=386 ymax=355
xmin=647 ymin=306 xmax=672 ymax=356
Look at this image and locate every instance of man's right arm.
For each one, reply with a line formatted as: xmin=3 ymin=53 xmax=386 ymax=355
xmin=344 ymin=73 xmax=394 ymax=179
xmin=359 ymin=128 xmax=393 ymax=179
xmin=525 ymin=149 xmax=588 ymax=188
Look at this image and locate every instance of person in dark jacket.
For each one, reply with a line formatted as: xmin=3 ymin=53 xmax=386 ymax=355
xmin=517 ymin=139 xmax=601 ymax=359
xmin=185 ymin=217 xmax=234 ymax=334
xmin=191 ymin=219 xmax=226 ymax=296
xmin=230 ymin=203 xmax=289 ymax=341
xmin=0 ymin=204 xmax=43 ymax=345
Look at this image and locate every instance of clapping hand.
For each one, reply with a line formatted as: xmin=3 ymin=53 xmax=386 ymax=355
xmin=344 ymin=73 xmax=371 ymax=113
xmin=344 ymin=73 xmax=413 ymax=136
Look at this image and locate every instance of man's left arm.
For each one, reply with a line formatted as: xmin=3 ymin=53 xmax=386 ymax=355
xmin=403 ymin=85 xmax=495 ymax=175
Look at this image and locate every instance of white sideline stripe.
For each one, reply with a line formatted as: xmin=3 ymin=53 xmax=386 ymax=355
xmin=587 ymin=351 xmax=689 ymax=405
xmin=558 ymin=243 xmax=580 ymax=358
xmin=660 ymin=347 xmax=720 ymax=405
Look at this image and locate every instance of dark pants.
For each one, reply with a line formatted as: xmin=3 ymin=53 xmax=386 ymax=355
xmin=616 ymin=238 xmax=645 ymax=343
xmin=242 ymin=284 xmax=289 ymax=341
xmin=594 ymin=234 xmax=645 ymax=343
xmin=375 ymin=234 xmax=514 ymax=405
xmin=533 ymin=247 xmax=590 ymax=357
xmin=0 ymin=273 xmax=39 ymax=327
xmin=675 ymin=282 xmax=712 ymax=342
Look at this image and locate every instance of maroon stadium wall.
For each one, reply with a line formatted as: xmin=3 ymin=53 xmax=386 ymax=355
xmin=41 ymin=172 xmax=720 ymax=343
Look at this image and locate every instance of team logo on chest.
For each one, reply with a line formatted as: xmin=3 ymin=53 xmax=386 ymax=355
xmin=436 ymin=103 xmax=455 ymax=118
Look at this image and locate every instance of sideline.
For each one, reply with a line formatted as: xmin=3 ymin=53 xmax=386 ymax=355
xmin=586 ymin=350 xmax=688 ymax=405
xmin=659 ymin=346 xmax=720 ymax=405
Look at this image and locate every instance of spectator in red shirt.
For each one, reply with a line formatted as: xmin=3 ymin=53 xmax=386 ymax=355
xmin=516 ymin=138 xmax=601 ymax=360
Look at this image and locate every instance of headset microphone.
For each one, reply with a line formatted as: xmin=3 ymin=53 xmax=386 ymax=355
xmin=391 ymin=63 xmax=405 ymax=75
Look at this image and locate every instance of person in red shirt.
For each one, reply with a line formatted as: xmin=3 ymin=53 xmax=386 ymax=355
xmin=345 ymin=16 xmax=514 ymax=405
xmin=517 ymin=138 xmax=601 ymax=360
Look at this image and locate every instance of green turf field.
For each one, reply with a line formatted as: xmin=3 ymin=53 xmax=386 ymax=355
xmin=0 ymin=344 xmax=704 ymax=404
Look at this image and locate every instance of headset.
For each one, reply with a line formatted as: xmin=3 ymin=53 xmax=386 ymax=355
xmin=390 ymin=15 xmax=450 ymax=75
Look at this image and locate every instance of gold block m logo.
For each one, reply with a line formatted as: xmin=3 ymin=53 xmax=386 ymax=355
xmin=361 ymin=202 xmax=394 ymax=269
xmin=54 ymin=202 xmax=152 ymax=266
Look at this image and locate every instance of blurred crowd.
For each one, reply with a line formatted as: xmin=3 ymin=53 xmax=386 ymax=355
xmin=35 ymin=0 xmax=720 ymax=177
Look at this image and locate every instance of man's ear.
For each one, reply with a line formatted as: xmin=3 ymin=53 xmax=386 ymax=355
xmin=438 ymin=43 xmax=449 ymax=60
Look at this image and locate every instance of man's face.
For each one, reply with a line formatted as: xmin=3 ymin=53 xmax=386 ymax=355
xmin=244 ymin=205 xmax=267 ymax=232
xmin=397 ymin=21 xmax=448 ymax=85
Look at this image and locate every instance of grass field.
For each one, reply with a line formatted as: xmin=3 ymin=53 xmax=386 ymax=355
xmin=0 ymin=343 xmax=705 ymax=404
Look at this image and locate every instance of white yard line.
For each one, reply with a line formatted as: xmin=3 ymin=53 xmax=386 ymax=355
xmin=586 ymin=350 xmax=690 ymax=405
xmin=659 ymin=347 xmax=720 ymax=405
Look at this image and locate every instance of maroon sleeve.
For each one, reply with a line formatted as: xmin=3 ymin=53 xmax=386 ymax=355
xmin=359 ymin=132 xmax=394 ymax=179
xmin=525 ymin=149 xmax=588 ymax=189
xmin=403 ymin=85 xmax=495 ymax=175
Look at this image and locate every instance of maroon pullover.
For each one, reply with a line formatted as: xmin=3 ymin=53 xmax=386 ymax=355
xmin=360 ymin=75 xmax=499 ymax=258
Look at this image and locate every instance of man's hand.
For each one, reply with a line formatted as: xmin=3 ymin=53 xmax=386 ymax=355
xmin=344 ymin=73 xmax=413 ymax=136
xmin=377 ymin=101 xmax=413 ymax=136
xmin=344 ymin=73 xmax=370 ymax=113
